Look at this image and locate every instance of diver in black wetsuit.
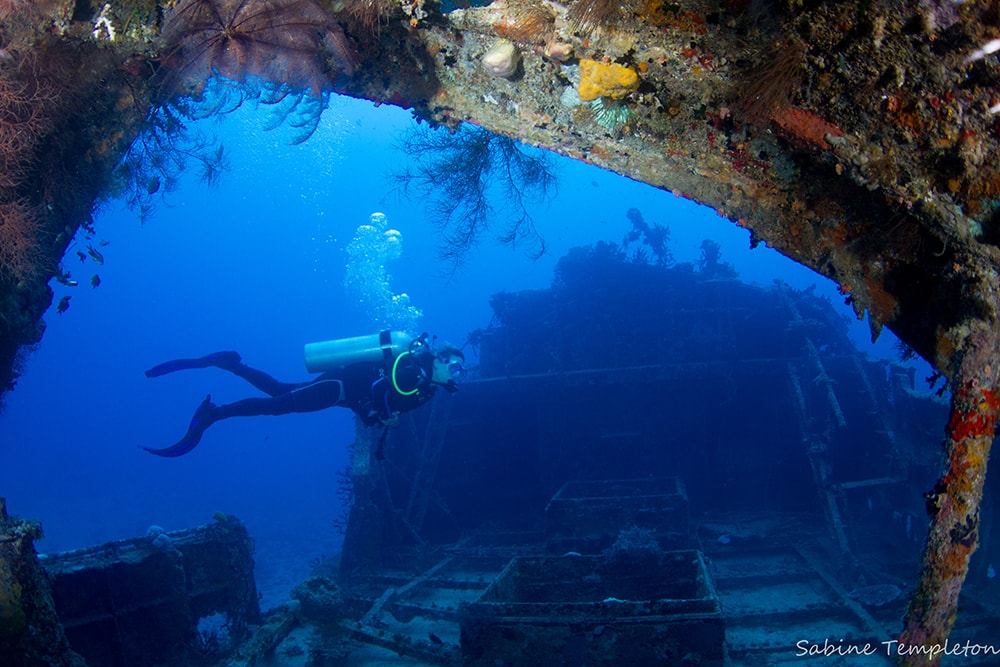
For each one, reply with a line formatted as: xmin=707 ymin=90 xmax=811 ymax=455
xmin=142 ymin=341 xmax=465 ymax=458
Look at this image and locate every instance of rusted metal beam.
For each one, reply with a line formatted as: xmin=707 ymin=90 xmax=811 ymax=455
xmin=897 ymin=325 xmax=1000 ymax=665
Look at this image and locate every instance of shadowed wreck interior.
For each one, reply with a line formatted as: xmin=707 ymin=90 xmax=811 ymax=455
xmin=1 ymin=1 xmax=1000 ymax=664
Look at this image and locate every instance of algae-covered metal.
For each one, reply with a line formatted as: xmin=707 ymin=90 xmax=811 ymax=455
xmin=1 ymin=2 xmax=1000 ymax=663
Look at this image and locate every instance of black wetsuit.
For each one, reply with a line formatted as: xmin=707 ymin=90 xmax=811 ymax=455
xmin=142 ymin=349 xmax=446 ymax=457
xmin=336 ymin=350 xmax=439 ymax=424
xmin=198 ymin=351 xmax=438 ymax=421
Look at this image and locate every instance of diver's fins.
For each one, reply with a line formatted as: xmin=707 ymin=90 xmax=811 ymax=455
xmin=144 ymin=351 xmax=242 ymax=378
xmin=142 ymin=395 xmax=217 ymax=458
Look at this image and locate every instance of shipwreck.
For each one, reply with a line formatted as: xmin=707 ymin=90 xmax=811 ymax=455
xmin=3 ymin=1 xmax=1000 ymax=664
xmin=6 ymin=252 xmax=1000 ymax=665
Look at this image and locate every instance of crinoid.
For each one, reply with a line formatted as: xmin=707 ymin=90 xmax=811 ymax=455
xmin=341 ymin=0 xmax=396 ymax=36
xmin=567 ymin=0 xmax=638 ymax=36
xmin=738 ymin=36 xmax=806 ymax=124
xmin=158 ymin=0 xmax=355 ymax=97
xmin=495 ymin=0 xmax=555 ymax=46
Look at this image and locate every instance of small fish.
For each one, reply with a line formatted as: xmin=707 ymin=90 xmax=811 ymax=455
xmin=76 ymin=251 xmax=87 ymax=263
xmin=90 ymin=274 xmax=101 ymax=289
xmin=146 ymin=176 xmax=160 ymax=195
xmin=86 ymin=244 xmax=105 ymax=265
xmin=428 ymin=633 xmax=443 ymax=646
xmin=988 ymin=564 xmax=996 ymax=579
xmin=98 ymin=239 xmax=110 ymax=247
xmin=56 ymin=295 xmax=71 ymax=315
xmin=54 ymin=270 xmax=75 ymax=286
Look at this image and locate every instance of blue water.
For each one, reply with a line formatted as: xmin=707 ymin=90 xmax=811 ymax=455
xmin=0 ymin=94 xmax=922 ymax=608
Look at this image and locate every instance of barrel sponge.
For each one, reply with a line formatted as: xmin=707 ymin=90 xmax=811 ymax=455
xmin=577 ymin=59 xmax=640 ymax=101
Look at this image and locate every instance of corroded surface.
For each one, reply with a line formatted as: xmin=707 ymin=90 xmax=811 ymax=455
xmin=0 ymin=498 xmax=85 ymax=666
xmin=2 ymin=1 xmax=1000 ymax=664
xmin=898 ymin=326 xmax=1000 ymax=664
xmin=0 ymin=1 xmax=994 ymax=391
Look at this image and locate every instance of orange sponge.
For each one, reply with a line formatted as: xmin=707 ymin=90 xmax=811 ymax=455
xmin=577 ymin=59 xmax=640 ymax=101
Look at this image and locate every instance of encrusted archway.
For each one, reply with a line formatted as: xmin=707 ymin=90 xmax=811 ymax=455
xmin=2 ymin=2 xmax=999 ymax=662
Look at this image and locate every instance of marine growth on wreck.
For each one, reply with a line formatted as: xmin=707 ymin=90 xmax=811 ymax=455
xmin=2 ymin=1 xmax=1000 ymax=665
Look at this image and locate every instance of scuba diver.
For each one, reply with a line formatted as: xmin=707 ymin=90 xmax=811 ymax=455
xmin=142 ymin=332 xmax=465 ymax=458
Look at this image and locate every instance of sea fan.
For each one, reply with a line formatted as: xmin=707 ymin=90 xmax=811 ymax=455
xmin=158 ymin=0 xmax=355 ymax=97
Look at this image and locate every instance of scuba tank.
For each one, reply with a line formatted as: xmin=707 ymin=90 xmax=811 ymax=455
xmin=304 ymin=330 xmax=415 ymax=373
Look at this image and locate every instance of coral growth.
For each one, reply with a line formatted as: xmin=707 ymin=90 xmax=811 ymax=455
xmin=770 ymin=107 xmax=843 ymax=150
xmin=0 ymin=498 xmax=85 ymax=667
xmin=291 ymin=576 xmax=344 ymax=625
xmin=577 ymin=59 xmax=640 ymax=102
xmin=568 ymin=0 xmax=637 ymax=36
xmin=0 ymin=0 xmax=59 ymax=25
xmin=110 ymin=98 xmax=231 ymax=221
xmin=493 ymin=0 xmax=555 ymax=45
xmin=0 ymin=39 xmax=61 ymax=284
xmin=601 ymin=525 xmax=665 ymax=572
xmin=635 ymin=0 xmax=673 ymax=27
xmin=589 ymin=96 xmax=631 ymax=130
xmin=739 ymin=37 xmax=806 ymax=124
xmin=392 ymin=126 xmax=557 ymax=267
xmin=0 ymin=4 xmax=138 ymax=399
xmin=623 ymin=207 xmax=672 ymax=266
xmin=158 ymin=0 xmax=354 ymax=97
xmin=339 ymin=0 xmax=396 ymax=35
xmin=698 ymin=239 xmax=738 ymax=278
xmin=0 ymin=45 xmax=57 ymax=192
xmin=0 ymin=199 xmax=43 ymax=284
xmin=482 ymin=40 xmax=521 ymax=78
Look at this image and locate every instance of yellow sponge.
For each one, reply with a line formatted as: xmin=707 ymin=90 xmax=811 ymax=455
xmin=577 ymin=59 xmax=640 ymax=102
